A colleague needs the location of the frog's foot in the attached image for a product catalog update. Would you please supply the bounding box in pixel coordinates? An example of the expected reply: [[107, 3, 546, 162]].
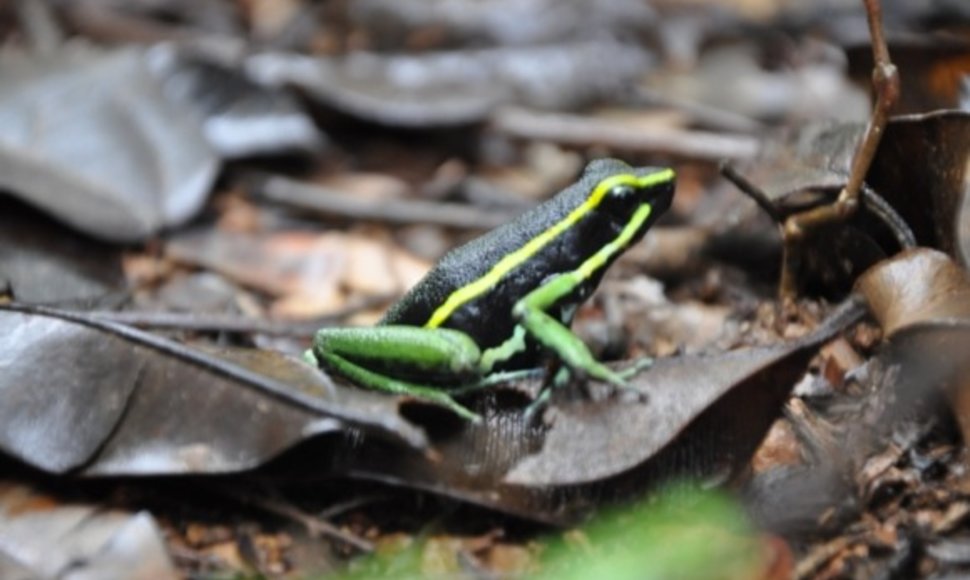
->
[[523, 358, 651, 420], [573, 360, 646, 403], [589, 357, 651, 402], [413, 389, 483, 423], [523, 387, 552, 422], [606, 381, 649, 404], [450, 367, 546, 395]]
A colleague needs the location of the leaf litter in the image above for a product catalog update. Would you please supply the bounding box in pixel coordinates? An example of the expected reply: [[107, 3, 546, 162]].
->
[[1, 0, 970, 577]]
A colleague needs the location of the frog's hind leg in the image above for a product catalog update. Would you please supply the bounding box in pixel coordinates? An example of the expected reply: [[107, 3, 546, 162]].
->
[[315, 348, 481, 422]]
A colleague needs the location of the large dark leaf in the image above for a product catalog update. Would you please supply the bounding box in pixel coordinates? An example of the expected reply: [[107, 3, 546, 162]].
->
[[0, 305, 426, 475], [0, 47, 218, 241], [0, 297, 862, 523], [287, 299, 866, 523]]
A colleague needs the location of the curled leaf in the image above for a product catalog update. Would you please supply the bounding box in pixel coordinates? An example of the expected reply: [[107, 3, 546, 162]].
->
[[856, 248, 970, 337]]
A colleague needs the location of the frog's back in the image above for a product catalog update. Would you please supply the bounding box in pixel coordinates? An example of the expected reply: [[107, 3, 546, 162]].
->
[[380, 159, 631, 330]]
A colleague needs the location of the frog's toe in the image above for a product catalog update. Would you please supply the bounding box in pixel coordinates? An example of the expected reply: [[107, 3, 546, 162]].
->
[[523, 388, 552, 422], [598, 366, 629, 389], [609, 382, 649, 404], [443, 397, 483, 423], [618, 357, 654, 380]]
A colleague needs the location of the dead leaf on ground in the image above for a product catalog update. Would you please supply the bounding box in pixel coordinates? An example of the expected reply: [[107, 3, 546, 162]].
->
[[0, 199, 126, 306], [646, 43, 869, 123], [0, 482, 177, 580], [855, 248, 970, 454], [149, 48, 325, 158], [246, 40, 653, 126], [0, 46, 218, 242], [856, 248, 970, 336], [348, 0, 656, 47], [166, 229, 430, 319], [0, 304, 426, 476]]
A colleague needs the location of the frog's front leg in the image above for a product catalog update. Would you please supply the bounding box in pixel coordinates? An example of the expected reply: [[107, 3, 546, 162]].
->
[[511, 273, 642, 391], [309, 326, 484, 422]]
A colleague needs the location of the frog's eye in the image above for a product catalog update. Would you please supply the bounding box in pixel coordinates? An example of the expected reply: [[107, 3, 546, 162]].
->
[[609, 184, 636, 198]]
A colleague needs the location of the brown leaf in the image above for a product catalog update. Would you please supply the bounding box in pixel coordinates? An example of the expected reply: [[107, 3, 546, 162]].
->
[[855, 248, 970, 336], [855, 249, 970, 450], [167, 230, 429, 319]]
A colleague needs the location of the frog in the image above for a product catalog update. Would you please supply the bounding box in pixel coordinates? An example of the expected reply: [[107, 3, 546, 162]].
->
[[307, 159, 676, 421]]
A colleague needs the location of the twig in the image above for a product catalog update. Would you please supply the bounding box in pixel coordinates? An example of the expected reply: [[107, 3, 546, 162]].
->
[[843, 0, 899, 207], [719, 162, 784, 223], [490, 107, 759, 161], [794, 536, 854, 579], [14, 0, 63, 51], [62, 3, 245, 64], [778, 0, 899, 298], [721, 164, 916, 252], [247, 172, 520, 230], [633, 88, 763, 134], [83, 295, 391, 338], [218, 486, 375, 553], [317, 495, 390, 520]]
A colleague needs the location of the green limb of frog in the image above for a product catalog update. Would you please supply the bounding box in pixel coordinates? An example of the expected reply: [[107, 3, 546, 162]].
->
[[310, 325, 549, 419], [510, 206, 655, 390], [311, 326, 485, 422]]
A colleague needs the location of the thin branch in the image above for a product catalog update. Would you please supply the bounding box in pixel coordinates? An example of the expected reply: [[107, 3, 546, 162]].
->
[[859, 184, 916, 250], [838, 0, 900, 211], [218, 486, 375, 553], [633, 88, 763, 134], [246, 172, 520, 230], [490, 107, 759, 162], [84, 295, 391, 338], [719, 162, 784, 223], [14, 0, 64, 51]]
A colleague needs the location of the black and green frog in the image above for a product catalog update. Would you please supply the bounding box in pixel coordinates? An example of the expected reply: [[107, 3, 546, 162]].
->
[[306, 159, 676, 421]]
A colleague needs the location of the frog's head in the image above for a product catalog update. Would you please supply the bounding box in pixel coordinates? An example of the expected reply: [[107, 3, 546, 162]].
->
[[582, 158, 676, 225]]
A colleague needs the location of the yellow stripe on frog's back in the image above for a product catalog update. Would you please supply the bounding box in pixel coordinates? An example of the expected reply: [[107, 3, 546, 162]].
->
[[424, 168, 675, 328]]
